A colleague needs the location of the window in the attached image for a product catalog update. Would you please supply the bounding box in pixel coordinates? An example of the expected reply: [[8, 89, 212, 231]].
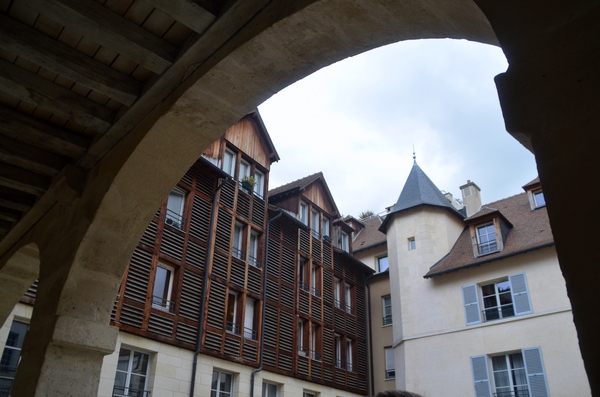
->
[[344, 283, 353, 314], [533, 189, 546, 208], [113, 347, 150, 397], [244, 297, 258, 340], [166, 187, 185, 229], [382, 296, 392, 325], [239, 159, 250, 180], [385, 347, 395, 379], [0, 320, 28, 394], [303, 391, 317, 397], [248, 231, 259, 267], [299, 258, 309, 291], [300, 202, 308, 225], [346, 338, 354, 372], [377, 256, 389, 272], [471, 348, 549, 397], [262, 382, 278, 397], [254, 170, 265, 198], [226, 292, 241, 335], [322, 217, 330, 238], [333, 277, 342, 309], [334, 334, 343, 368], [311, 210, 320, 239], [311, 265, 321, 298], [408, 237, 416, 251], [462, 273, 532, 326], [298, 319, 307, 355], [211, 370, 233, 397], [310, 323, 321, 361], [223, 149, 235, 176], [152, 264, 174, 312], [340, 232, 349, 252], [232, 223, 244, 260], [476, 223, 498, 255]]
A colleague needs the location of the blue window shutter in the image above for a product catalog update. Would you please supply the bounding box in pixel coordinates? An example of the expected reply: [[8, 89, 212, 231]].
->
[[523, 347, 549, 397], [470, 355, 492, 397], [509, 273, 532, 315], [462, 284, 482, 325]]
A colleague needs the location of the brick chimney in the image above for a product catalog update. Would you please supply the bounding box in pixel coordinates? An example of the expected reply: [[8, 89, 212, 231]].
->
[[460, 180, 481, 217]]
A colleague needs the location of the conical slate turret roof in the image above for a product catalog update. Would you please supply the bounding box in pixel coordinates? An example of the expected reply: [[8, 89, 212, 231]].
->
[[379, 161, 464, 232]]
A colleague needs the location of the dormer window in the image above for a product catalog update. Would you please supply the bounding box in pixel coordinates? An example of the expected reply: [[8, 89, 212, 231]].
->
[[532, 189, 546, 208], [476, 223, 498, 255]]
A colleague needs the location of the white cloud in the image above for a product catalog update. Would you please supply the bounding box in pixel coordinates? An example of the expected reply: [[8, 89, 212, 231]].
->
[[259, 39, 537, 218]]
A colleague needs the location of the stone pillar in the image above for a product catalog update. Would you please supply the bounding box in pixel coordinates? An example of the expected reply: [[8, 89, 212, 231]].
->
[[476, 1, 600, 394]]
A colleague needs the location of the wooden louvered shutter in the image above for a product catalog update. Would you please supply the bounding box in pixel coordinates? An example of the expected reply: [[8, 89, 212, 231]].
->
[[470, 355, 492, 397], [523, 347, 549, 397], [462, 284, 482, 325], [509, 273, 532, 315]]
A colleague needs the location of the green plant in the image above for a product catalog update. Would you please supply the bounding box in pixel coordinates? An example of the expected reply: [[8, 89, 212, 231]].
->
[[241, 175, 256, 186]]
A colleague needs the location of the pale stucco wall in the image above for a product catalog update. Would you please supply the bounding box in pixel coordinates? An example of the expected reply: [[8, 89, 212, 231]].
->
[[384, 203, 589, 396]]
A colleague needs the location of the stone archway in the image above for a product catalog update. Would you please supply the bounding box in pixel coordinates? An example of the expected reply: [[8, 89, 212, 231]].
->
[[3, 1, 598, 395]]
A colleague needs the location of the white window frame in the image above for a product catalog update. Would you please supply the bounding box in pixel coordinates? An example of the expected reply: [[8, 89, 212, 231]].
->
[[346, 338, 354, 372], [476, 223, 498, 255], [211, 369, 233, 397], [152, 263, 174, 312], [113, 347, 150, 397], [333, 277, 342, 309], [385, 347, 395, 380], [533, 189, 546, 208], [298, 319, 306, 355], [300, 202, 308, 225], [226, 291, 241, 335], [311, 210, 320, 239], [340, 232, 349, 252], [262, 382, 279, 397], [166, 187, 186, 230], [462, 273, 532, 326], [249, 231, 259, 267], [233, 223, 244, 260], [334, 334, 342, 368], [322, 217, 330, 238], [254, 170, 265, 198], [382, 296, 392, 326], [344, 283, 353, 314], [377, 255, 389, 272], [244, 297, 257, 340], [223, 149, 235, 176], [408, 237, 416, 251], [239, 159, 250, 181]]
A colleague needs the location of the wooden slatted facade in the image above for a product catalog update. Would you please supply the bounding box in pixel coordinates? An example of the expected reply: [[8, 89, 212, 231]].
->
[[106, 114, 371, 395]]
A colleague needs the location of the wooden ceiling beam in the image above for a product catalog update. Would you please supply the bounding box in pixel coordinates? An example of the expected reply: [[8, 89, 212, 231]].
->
[[0, 186, 33, 212], [145, 0, 216, 33], [0, 59, 114, 133], [0, 135, 64, 177], [0, 105, 88, 159], [0, 15, 142, 107], [0, 163, 48, 196], [29, 0, 178, 75], [0, 208, 21, 224]]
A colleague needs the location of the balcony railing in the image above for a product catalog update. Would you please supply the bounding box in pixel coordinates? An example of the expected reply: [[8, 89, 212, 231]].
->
[[226, 321, 241, 335], [299, 281, 310, 292], [346, 362, 354, 372], [334, 299, 341, 309], [483, 304, 515, 321], [112, 386, 152, 397], [151, 295, 174, 313], [335, 359, 345, 369], [311, 287, 321, 298], [165, 209, 185, 230], [345, 304, 353, 315], [248, 255, 260, 268], [383, 314, 393, 325], [310, 349, 321, 361], [312, 229, 321, 239], [493, 387, 529, 397], [244, 327, 258, 341], [232, 247, 244, 261]]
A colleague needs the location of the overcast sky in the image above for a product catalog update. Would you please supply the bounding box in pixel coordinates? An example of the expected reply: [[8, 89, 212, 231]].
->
[[258, 39, 538, 218]]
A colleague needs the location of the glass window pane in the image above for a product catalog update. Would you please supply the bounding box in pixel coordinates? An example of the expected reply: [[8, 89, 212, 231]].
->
[[220, 372, 232, 392], [117, 348, 131, 371], [132, 351, 148, 374], [497, 281, 511, 293]]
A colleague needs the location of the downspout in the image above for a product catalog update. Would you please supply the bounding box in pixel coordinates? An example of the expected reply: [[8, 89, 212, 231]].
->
[[365, 272, 378, 397], [190, 176, 229, 397], [249, 210, 283, 397]]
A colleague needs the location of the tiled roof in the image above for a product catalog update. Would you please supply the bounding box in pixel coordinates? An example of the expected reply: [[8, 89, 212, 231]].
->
[[268, 172, 323, 197], [425, 192, 554, 278], [352, 216, 387, 253]]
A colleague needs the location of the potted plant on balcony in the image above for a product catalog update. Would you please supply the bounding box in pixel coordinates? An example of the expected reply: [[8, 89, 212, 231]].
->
[[240, 175, 256, 192]]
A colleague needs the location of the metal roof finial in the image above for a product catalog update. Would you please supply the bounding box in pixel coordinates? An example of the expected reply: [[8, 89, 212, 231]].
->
[[413, 145, 416, 164]]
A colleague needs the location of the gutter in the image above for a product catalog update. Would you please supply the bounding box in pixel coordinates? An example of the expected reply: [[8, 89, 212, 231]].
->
[[424, 242, 555, 278], [249, 210, 284, 397], [364, 271, 379, 397], [189, 176, 229, 397]]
